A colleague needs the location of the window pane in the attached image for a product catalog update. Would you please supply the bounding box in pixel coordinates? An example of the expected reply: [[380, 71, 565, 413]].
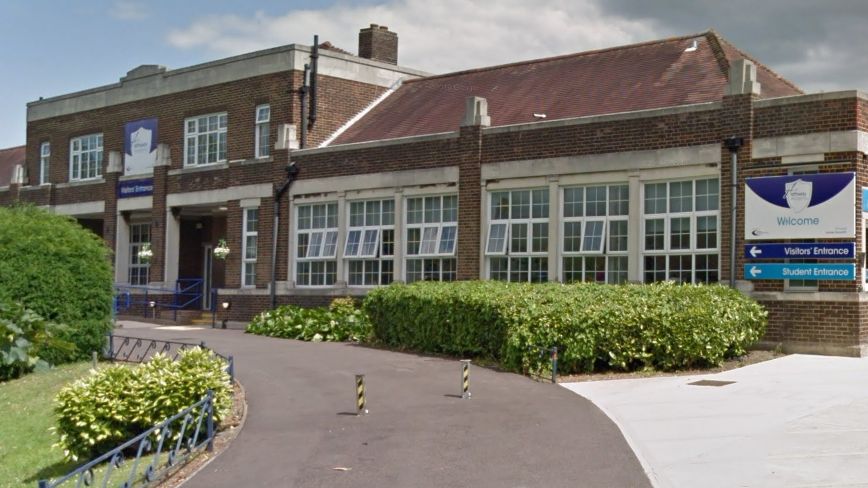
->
[[491, 192, 510, 220], [695, 254, 719, 283], [442, 259, 457, 281], [583, 256, 606, 283], [669, 181, 693, 213], [366, 200, 381, 226], [360, 229, 380, 257], [564, 188, 584, 218], [439, 225, 457, 255], [407, 228, 421, 255], [644, 255, 666, 283], [348, 260, 364, 286], [510, 223, 528, 253], [696, 216, 717, 249], [350, 202, 365, 227], [645, 219, 665, 251], [563, 257, 582, 283], [582, 221, 604, 252], [490, 257, 509, 281], [530, 257, 548, 283], [669, 255, 693, 283], [532, 189, 549, 218], [327, 204, 338, 228], [531, 223, 548, 253], [585, 186, 607, 216], [442, 195, 458, 222], [510, 257, 529, 282], [382, 199, 395, 226], [420, 226, 439, 254], [670, 217, 691, 250], [297, 233, 309, 258], [511, 191, 530, 219], [486, 223, 507, 254], [245, 236, 257, 259], [424, 196, 440, 223], [407, 198, 423, 224], [608, 256, 628, 284], [607, 220, 628, 252], [644, 183, 667, 214], [381, 229, 395, 256], [563, 221, 582, 253], [696, 178, 720, 212], [306, 232, 324, 258], [298, 206, 311, 230], [322, 231, 338, 257], [609, 185, 629, 216]]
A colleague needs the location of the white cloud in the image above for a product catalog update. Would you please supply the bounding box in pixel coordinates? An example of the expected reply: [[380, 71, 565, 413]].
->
[[166, 0, 658, 74], [110, 1, 150, 21]]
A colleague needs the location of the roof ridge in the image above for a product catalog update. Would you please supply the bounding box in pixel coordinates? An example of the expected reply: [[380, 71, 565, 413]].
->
[[0, 145, 24, 152], [403, 31, 711, 85], [709, 31, 803, 94]]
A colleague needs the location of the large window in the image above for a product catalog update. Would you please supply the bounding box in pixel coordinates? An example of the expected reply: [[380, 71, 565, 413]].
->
[[296, 202, 338, 286], [562, 184, 629, 284], [346, 199, 395, 286], [129, 222, 150, 286], [642, 178, 719, 283], [242, 208, 259, 287], [39, 142, 50, 185], [255, 105, 270, 159], [184, 113, 227, 166], [486, 189, 549, 282], [405, 195, 458, 282], [69, 134, 103, 181]]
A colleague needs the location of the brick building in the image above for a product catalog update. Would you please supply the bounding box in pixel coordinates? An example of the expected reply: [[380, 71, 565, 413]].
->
[[3, 26, 867, 356]]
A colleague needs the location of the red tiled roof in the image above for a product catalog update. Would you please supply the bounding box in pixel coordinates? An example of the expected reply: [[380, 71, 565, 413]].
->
[[333, 31, 801, 145], [0, 145, 24, 187]]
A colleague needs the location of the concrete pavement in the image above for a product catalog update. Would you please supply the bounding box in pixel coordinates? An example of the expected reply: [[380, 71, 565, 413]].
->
[[564, 354, 868, 488], [117, 322, 651, 488]]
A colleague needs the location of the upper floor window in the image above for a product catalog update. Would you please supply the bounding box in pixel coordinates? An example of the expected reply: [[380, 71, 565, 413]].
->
[[255, 105, 270, 159], [485, 189, 549, 283], [39, 142, 50, 185], [69, 134, 103, 181], [184, 113, 227, 166], [405, 195, 458, 283]]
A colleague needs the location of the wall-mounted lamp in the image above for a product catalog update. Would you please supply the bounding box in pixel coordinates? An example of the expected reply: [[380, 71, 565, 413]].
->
[[221, 301, 230, 329]]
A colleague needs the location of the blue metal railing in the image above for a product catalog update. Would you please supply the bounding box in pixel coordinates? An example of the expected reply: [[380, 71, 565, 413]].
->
[[114, 278, 204, 321], [37, 391, 215, 488]]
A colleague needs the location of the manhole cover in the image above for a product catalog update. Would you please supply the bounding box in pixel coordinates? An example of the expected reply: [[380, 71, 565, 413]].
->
[[688, 380, 735, 387]]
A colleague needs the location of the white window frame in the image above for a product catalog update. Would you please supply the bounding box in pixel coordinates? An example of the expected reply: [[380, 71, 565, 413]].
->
[[242, 208, 259, 288], [561, 184, 629, 284], [39, 142, 50, 185], [69, 133, 103, 181], [345, 199, 395, 287], [640, 178, 720, 284], [295, 202, 339, 287], [405, 194, 458, 283], [255, 105, 270, 159], [128, 222, 150, 286], [184, 112, 228, 167], [485, 189, 549, 283]]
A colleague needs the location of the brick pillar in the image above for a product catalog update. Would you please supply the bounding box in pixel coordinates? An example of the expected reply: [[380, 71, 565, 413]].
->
[[719, 59, 759, 286], [456, 96, 489, 280], [224, 200, 242, 289], [103, 151, 122, 257], [149, 145, 170, 285]]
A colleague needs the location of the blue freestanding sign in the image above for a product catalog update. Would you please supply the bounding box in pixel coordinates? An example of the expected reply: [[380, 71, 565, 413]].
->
[[744, 242, 855, 260], [744, 263, 856, 281]]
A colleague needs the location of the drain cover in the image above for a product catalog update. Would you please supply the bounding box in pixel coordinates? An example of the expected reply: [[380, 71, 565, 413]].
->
[[688, 380, 735, 387]]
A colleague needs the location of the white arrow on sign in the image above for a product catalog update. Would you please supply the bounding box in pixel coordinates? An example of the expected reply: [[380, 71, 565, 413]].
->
[[750, 266, 761, 277], [749, 246, 762, 258]]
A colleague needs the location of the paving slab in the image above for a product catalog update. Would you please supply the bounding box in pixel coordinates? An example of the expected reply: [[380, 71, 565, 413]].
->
[[563, 354, 868, 488], [116, 323, 651, 488]]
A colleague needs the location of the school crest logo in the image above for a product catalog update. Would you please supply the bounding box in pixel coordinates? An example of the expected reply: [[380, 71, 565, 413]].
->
[[784, 179, 812, 213]]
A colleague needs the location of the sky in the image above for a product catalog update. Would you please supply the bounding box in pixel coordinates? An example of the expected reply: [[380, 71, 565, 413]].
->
[[1, 0, 867, 149]]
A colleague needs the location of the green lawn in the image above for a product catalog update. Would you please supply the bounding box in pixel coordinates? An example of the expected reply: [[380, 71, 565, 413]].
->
[[0, 362, 95, 487]]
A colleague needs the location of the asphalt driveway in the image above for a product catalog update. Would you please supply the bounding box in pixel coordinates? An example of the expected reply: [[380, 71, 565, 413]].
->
[[118, 322, 650, 488]]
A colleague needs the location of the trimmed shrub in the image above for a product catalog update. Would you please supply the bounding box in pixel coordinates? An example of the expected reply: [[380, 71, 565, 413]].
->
[[54, 348, 231, 461], [363, 281, 767, 374], [0, 205, 113, 364], [0, 301, 71, 381], [246, 297, 372, 342]]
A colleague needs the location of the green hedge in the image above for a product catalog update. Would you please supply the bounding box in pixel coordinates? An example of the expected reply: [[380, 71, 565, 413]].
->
[[54, 348, 232, 461], [0, 301, 71, 381], [0, 205, 113, 364], [363, 281, 767, 374], [246, 297, 372, 342]]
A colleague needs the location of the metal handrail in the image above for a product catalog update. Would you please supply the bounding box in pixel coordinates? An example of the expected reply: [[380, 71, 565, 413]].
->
[[37, 391, 215, 488], [106, 334, 234, 382], [114, 278, 205, 318]]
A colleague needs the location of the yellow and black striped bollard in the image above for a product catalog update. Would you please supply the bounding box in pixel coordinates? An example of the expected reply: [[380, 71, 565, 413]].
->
[[356, 374, 368, 415], [461, 360, 471, 399]]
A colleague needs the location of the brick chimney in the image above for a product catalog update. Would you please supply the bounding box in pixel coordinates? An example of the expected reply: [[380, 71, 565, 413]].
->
[[358, 24, 398, 65]]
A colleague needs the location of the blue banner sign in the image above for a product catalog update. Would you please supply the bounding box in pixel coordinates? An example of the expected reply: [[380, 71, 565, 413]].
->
[[743, 263, 856, 281], [863, 187, 868, 212], [744, 242, 855, 260], [118, 178, 154, 198]]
